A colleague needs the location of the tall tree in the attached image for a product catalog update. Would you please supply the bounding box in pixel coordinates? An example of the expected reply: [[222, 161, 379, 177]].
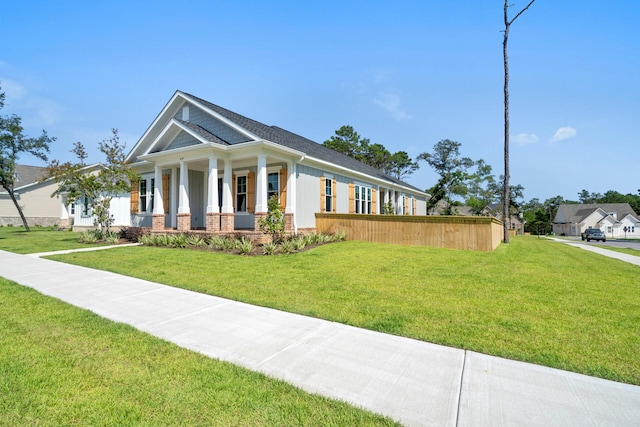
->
[[324, 125, 420, 180], [0, 84, 56, 231], [502, 0, 536, 243], [386, 151, 419, 181], [417, 139, 474, 214], [46, 129, 137, 236], [465, 159, 498, 215]]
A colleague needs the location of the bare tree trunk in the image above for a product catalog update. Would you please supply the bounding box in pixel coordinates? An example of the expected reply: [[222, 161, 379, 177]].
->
[[4, 186, 31, 231], [502, 0, 536, 244]]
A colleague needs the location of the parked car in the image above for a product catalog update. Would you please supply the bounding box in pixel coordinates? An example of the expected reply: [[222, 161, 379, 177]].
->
[[582, 228, 606, 242]]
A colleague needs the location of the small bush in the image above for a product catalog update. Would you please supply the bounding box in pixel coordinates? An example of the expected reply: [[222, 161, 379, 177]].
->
[[120, 227, 147, 242], [262, 241, 278, 255], [186, 234, 206, 248], [105, 232, 120, 245], [237, 238, 253, 255], [208, 236, 226, 251], [78, 230, 99, 244], [280, 239, 296, 254]]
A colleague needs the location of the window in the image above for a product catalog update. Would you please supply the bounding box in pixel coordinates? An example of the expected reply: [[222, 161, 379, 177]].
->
[[325, 178, 333, 213], [236, 175, 247, 212], [607, 226, 612, 233], [70, 203, 75, 215], [139, 177, 155, 213], [267, 172, 279, 201], [140, 180, 148, 213], [354, 184, 372, 214], [82, 196, 91, 217]]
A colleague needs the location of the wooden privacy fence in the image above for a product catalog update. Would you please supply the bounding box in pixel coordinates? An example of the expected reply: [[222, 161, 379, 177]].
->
[[315, 213, 503, 252]]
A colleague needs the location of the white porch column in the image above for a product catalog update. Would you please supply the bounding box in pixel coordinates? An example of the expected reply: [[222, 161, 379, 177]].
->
[[255, 154, 267, 213], [221, 158, 233, 214], [60, 194, 69, 220], [207, 155, 219, 213], [170, 167, 177, 228], [153, 166, 164, 214], [286, 162, 295, 214], [178, 159, 190, 214]]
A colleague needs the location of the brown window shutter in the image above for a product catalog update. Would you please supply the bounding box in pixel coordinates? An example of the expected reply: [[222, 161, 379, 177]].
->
[[372, 188, 377, 214], [162, 174, 170, 214], [404, 197, 409, 214], [413, 198, 417, 215], [348, 183, 355, 214], [320, 176, 326, 213], [247, 172, 255, 213], [232, 175, 236, 212], [279, 168, 287, 210], [332, 179, 337, 213], [130, 181, 139, 213]]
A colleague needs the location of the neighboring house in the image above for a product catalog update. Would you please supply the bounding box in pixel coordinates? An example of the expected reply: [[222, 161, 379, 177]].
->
[[484, 203, 525, 235], [0, 165, 60, 227], [125, 91, 428, 234], [552, 203, 640, 239], [0, 164, 130, 230]]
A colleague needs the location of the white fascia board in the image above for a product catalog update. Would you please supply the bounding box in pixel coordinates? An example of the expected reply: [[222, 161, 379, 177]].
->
[[181, 92, 261, 142], [301, 155, 428, 197], [125, 91, 185, 163], [226, 139, 305, 159], [139, 143, 225, 164]]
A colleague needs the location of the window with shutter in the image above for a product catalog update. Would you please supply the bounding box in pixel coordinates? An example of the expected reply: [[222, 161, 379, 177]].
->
[[130, 181, 139, 213]]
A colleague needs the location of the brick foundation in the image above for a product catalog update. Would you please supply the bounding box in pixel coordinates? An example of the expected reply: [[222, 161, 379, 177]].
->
[[253, 212, 267, 231], [220, 213, 234, 232], [176, 213, 191, 232], [206, 213, 220, 233], [152, 214, 165, 231]]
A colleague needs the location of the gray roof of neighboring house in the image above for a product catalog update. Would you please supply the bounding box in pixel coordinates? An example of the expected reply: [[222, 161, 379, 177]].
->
[[554, 203, 638, 224], [13, 165, 47, 188], [181, 92, 425, 193]]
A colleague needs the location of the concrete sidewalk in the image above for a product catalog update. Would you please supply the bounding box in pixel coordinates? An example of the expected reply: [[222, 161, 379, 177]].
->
[[549, 237, 640, 266], [1, 249, 639, 426]]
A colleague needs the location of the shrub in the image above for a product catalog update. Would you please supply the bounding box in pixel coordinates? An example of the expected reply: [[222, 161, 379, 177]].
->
[[186, 234, 206, 248], [105, 232, 120, 245], [237, 237, 253, 255], [280, 239, 296, 254], [262, 241, 278, 255], [78, 230, 99, 244], [120, 227, 147, 242], [258, 195, 285, 243]]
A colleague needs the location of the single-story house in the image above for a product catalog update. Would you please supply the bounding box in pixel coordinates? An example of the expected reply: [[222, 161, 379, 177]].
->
[[552, 203, 640, 239], [125, 91, 428, 234], [0, 165, 60, 227], [0, 164, 130, 230]]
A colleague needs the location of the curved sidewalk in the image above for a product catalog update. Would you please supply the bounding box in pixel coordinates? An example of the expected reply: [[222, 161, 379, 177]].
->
[[549, 237, 640, 266], [1, 249, 639, 426]]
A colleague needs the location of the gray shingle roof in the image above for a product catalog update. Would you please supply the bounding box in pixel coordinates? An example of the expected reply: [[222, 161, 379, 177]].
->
[[175, 119, 230, 145], [554, 203, 638, 224], [181, 92, 424, 193], [13, 165, 47, 188]]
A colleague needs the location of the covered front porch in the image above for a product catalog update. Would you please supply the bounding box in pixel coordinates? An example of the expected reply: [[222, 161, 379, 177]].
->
[[134, 146, 297, 235]]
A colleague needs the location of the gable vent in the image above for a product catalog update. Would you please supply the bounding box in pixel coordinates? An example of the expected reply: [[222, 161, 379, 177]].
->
[[182, 105, 189, 122]]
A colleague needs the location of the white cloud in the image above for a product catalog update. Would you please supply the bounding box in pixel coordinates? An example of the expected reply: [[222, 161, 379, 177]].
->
[[373, 92, 411, 120], [0, 77, 64, 127], [515, 133, 539, 145], [551, 126, 577, 143]]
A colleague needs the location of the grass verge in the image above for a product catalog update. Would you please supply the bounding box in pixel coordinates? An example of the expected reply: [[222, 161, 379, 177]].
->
[[0, 278, 397, 426], [0, 226, 93, 254], [46, 236, 640, 385]]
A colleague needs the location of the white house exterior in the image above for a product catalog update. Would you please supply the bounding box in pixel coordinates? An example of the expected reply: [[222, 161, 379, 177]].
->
[[125, 91, 428, 235], [0, 164, 131, 230], [552, 203, 640, 239]]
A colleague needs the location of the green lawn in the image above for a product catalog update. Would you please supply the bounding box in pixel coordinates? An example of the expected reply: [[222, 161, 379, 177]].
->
[[0, 278, 397, 426], [0, 226, 92, 254], [46, 236, 640, 385]]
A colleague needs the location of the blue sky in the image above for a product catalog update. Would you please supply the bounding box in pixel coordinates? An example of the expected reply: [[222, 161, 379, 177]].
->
[[1, 1, 638, 202]]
